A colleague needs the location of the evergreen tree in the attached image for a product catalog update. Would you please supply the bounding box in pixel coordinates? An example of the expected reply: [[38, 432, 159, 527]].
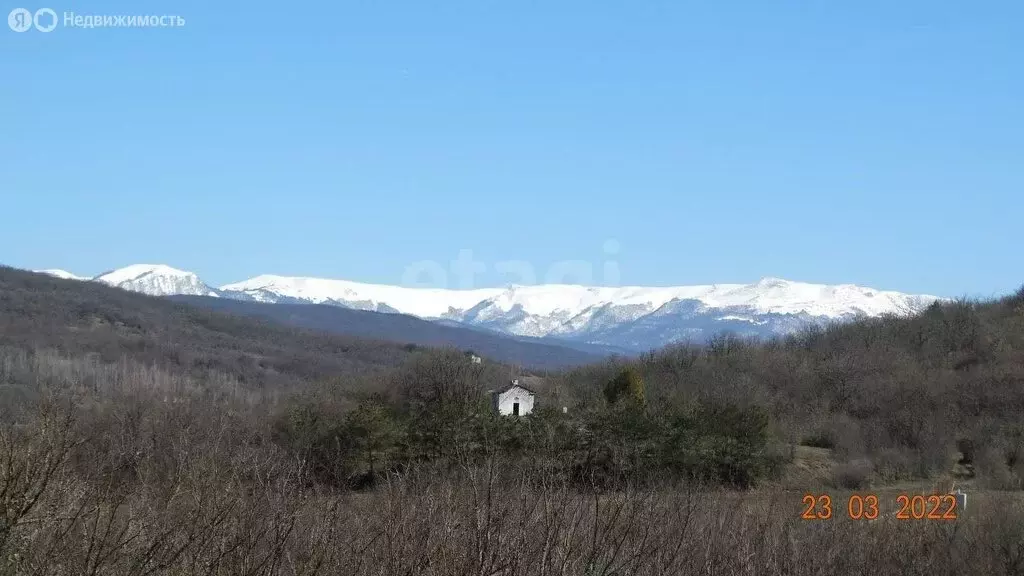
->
[[604, 367, 646, 406], [345, 399, 400, 481]]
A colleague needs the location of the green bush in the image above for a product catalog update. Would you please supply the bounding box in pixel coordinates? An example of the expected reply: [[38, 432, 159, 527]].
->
[[271, 402, 352, 487], [603, 368, 646, 406]]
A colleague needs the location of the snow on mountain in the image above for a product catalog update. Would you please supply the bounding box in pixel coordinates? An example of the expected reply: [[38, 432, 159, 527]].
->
[[220, 275, 506, 316], [218, 274, 944, 351], [92, 264, 220, 297], [220, 276, 937, 323], [33, 263, 943, 352], [35, 269, 90, 281]]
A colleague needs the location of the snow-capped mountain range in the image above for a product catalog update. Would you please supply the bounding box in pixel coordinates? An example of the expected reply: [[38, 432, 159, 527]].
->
[[35, 264, 944, 352]]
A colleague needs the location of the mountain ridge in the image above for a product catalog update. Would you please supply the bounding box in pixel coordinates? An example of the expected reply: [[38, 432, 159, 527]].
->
[[35, 264, 945, 352], [92, 264, 220, 297]]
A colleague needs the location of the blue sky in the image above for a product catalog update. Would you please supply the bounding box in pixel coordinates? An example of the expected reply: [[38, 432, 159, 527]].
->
[[2, 1, 1020, 298]]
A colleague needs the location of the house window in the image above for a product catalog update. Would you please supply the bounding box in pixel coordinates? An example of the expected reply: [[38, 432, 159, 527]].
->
[[512, 402, 520, 416]]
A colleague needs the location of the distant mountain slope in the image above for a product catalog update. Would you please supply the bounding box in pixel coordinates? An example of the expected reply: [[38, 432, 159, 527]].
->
[[221, 275, 935, 320], [32, 263, 945, 352], [169, 296, 606, 369], [35, 269, 91, 281], [0, 267, 419, 389], [93, 264, 220, 297], [219, 274, 943, 351]]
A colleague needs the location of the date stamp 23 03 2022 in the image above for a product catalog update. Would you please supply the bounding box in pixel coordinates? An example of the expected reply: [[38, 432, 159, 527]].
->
[[801, 493, 962, 521]]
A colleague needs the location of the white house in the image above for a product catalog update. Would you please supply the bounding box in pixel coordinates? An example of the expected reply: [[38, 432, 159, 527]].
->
[[492, 379, 536, 416]]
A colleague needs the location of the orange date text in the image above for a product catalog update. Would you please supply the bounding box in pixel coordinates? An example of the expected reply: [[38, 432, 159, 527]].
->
[[801, 493, 958, 520]]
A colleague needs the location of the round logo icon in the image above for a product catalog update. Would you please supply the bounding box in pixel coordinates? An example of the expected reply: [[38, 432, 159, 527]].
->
[[33, 7, 57, 32], [8, 7, 33, 32]]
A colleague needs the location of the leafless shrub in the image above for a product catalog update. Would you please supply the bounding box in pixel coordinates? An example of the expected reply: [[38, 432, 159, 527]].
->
[[0, 404, 77, 552], [873, 448, 915, 483], [830, 459, 874, 490], [5, 275, 1024, 574]]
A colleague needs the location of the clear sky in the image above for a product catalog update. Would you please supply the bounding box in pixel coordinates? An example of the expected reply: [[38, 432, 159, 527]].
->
[[2, 1, 1020, 298]]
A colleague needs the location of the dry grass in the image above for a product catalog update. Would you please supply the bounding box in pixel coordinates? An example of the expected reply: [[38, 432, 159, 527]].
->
[[4, 415, 1024, 576], [3, 344, 1024, 575]]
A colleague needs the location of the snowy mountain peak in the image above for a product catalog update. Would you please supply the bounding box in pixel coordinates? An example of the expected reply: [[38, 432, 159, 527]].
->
[[31, 262, 945, 352], [35, 269, 90, 281], [94, 264, 193, 284], [93, 264, 220, 297], [216, 274, 943, 349], [754, 277, 791, 288], [220, 275, 505, 315]]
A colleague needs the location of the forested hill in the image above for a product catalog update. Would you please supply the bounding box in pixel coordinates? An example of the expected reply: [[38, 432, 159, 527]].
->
[[0, 266, 423, 389], [557, 285, 1024, 488], [169, 294, 606, 370]]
